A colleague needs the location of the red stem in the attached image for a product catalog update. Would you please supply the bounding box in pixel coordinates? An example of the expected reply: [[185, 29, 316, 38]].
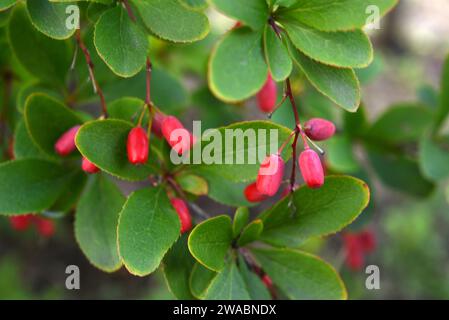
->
[[75, 30, 108, 118], [122, 0, 136, 22]]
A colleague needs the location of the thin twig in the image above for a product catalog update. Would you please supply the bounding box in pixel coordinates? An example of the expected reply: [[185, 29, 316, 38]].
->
[[122, 0, 136, 22], [75, 30, 108, 117]]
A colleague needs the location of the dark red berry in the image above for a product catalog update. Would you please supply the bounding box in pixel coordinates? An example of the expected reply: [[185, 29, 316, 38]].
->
[[299, 149, 324, 188], [359, 230, 376, 253], [257, 74, 277, 113], [161, 116, 195, 155], [10, 215, 33, 231], [304, 118, 336, 141], [55, 125, 81, 156], [170, 198, 192, 234], [256, 154, 284, 196], [127, 127, 149, 165], [151, 112, 165, 139], [244, 182, 269, 203], [35, 217, 55, 238], [343, 233, 365, 271], [82, 157, 99, 174]]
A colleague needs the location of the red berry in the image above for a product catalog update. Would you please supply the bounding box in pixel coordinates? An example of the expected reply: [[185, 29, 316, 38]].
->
[[359, 230, 376, 253], [256, 154, 284, 196], [127, 127, 149, 165], [343, 233, 365, 271], [10, 215, 33, 231], [299, 149, 324, 188], [35, 217, 55, 238], [244, 182, 268, 203], [170, 198, 192, 234], [262, 274, 273, 288], [257, 74, 277, 113], [82, 157, 99, 174], [55, 125, 81, 156], [151, 112, 165, 139], [161, 116, 195, 155], [304, 118, 336, 141]]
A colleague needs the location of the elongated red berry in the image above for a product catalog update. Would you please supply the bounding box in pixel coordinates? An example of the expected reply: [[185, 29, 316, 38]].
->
[[299, 149, 324, 188], [10, 215, 33, 231], [257, 74, 277, 113], [304, 118, 336, 141], [35, 217, 55, 238], [82, 157, 99, 174], [151, 112, 165, 139], [162, 116, 195, 155], [256, 154, 284, 196], [244, 182, 268, 203], [359, 230, 376, 253], [55, 125, 81, 156], [170, 198, 192, 234], [127, 127, 149, 165]]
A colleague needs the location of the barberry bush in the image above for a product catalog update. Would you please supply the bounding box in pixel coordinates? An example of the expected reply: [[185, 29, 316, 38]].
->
[[0, 0, 418, 300]]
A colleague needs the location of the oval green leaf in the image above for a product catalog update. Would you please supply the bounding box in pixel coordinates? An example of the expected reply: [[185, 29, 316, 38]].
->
[[118, 186, 181, 276], [75, 174, 125, 272], [188, 215, 233, 271], [94, 6, 148, 77]]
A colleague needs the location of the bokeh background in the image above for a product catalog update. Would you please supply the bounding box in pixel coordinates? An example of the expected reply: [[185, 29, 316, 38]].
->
[[1, 0, 449, 299]]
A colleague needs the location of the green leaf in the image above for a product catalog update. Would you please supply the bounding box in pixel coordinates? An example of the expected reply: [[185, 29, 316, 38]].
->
[[16, 81, 62, 114], [75, 119, 158, 181], [203, 261, 251, 300], [132, 0, 209, 43], [260, 176, 369, 247], [7, 4, 72, 85], [175, 173, 208, 196], [325, 135, 360, 173], [252, 248, 346, 299], [94, 6, 148, 77], [0, 9, 11, 26], [0, 0, 16, 11], [180, 0, 207, 10], [343, 103, 369, 137], [190, 121, 292, 182], [108, 97, 145, 123], [189, 262, 217, 299], [188, 215, 233, 271], [282, 20, 372, 68], [210, 0, 268, 30], [193, 168, 253, 207], [27, 0, 76, 39], [163, 234, 196, 300], [103, 67, 188, 114], [237, 219, 263, 247], [75, 174, 124, 272], [24, 93, 83, 157], [367, 146, 434, 198], [435, 54, 449, 131], [279, 0, 398, 31], [419, 135, 449, 181], [289, 45, 360, 112], [49, 170, 86, 213], [367, 104, 433, 144], [0, 159, 71, 215], [118, 186, 181, 276], [233, 207, 249, 238], [13, 120, 48, 160], [209, 28, 267, 102], [237, 255, 271, 300], [263, 25, 292, 81]]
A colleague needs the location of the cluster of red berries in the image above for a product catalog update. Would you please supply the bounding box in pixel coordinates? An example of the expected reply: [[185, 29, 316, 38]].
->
[[54, 112, 195, 234], [343, 230, 376, 271], [244, 115, 335, 202], [9, 215, 55, 238]]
